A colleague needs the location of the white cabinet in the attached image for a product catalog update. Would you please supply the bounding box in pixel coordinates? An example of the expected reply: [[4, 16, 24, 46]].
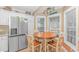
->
[[36, 16, 46, 32], [28, 16, 34, 34], [0, 36, 8, 52], [0, 11, 9, 25], [18, 35, 26, 50], [9, 36, 18, 52]]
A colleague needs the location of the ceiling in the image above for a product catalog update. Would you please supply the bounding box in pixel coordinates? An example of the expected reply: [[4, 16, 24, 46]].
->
[[12, 6, 40, 14], [0, 6, 63, 15], [12, 6, 63, 15]]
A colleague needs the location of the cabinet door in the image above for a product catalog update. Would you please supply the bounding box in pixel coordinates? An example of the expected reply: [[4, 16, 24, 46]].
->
[[23, 21, 28, 34], [9, 36, 18, 52], [23, 18, 28, 34], [0, 38, 2, 51], [0, 12, 9, 25], [18, 35, 26, 50], [1, 36, 8, 52], [18, 17, 28, 34], [0, 36, 8, 52]]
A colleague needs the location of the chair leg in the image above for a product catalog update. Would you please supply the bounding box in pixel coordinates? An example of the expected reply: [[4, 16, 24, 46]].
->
[[40, 44, 42, 52], [28, 45, 31, 52], [32, 46, 34, 52], [52, 47, 54, 52], [47, 46, 49, 52], [56, 46, 58, 52]]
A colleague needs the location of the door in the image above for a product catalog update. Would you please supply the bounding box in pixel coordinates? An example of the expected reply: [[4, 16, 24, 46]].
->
[[64, 7, 77, 51], [0, 37, 1, 51], [9, 16, 19, 36], [18, 17, 23, 34], [10, 16, 19, 28], [0, 10, 9, 25], [18, 17, 28, 34], [18, 35, 26, 50], [9, 36, 18, 52], [0, 36, 8, 52]]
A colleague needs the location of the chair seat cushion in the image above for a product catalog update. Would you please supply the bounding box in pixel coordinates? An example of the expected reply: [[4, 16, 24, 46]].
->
[[33, 40, 41, 46], [48, 40, 57, 47]]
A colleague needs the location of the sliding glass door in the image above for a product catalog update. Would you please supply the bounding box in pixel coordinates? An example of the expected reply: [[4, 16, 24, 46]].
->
[[64, 7, 77, 51]]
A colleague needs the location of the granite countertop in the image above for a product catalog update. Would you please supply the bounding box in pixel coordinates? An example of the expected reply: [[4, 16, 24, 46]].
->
[[0, 29, 8, 37], [0, 34, 8, 36]]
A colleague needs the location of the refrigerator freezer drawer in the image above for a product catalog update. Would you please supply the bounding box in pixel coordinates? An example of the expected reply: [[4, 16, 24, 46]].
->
[[18, 35, 27, 50], [9, 36, 18, 52]]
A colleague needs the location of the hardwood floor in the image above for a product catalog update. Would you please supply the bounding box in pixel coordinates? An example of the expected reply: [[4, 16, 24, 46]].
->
[[18, 47, 66, 52], [18, 48, 30, 52]]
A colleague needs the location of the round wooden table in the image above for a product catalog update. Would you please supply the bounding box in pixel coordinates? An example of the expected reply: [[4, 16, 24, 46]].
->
[[34, 32, 57, 52]]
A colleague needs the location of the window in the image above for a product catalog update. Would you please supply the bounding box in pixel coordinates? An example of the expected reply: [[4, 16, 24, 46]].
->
[[64, 7, 77, 50], [36, 16, 46, 32], [48, 14, 60, 34]]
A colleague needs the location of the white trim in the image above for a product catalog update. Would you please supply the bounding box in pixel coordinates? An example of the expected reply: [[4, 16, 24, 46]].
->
[[48, 13, 61, 34], [36, 16, 46, 32], [64, 7, 78, 51], [76, 7, 79, 51]]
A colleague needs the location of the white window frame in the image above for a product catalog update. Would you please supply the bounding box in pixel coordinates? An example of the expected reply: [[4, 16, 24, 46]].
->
[[64, 7, 78, 51], [48, 13, 61, 34], [36, 16, 46, 32]]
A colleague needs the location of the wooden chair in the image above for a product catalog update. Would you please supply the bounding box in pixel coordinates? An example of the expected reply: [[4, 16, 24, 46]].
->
[[47, 37, 62, 52], [27, 34, 42, 52]]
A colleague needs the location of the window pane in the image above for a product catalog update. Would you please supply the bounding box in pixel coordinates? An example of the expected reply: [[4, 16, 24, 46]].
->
[[66, 8, 76, 46]]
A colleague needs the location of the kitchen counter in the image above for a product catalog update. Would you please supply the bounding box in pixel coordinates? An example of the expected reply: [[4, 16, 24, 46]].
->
[[0, 34, 8, 37], [0, 25, 9, 36]]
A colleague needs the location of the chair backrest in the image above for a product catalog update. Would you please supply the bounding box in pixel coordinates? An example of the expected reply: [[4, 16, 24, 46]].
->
[[27, 35, 34, 46], [54, 37, 60, 46], [53, 37, 60, 52], [27, 34, 35, 51]]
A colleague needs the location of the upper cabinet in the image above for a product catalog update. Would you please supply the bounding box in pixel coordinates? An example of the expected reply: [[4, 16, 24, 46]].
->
[[48, 14, 61, 34], [64, 7, 77, 51], [0, 10, 9, 25], [36, 16, 46, 32]]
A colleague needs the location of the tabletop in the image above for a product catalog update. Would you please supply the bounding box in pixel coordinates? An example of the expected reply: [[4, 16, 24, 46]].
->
[[34, 32, 57, 39]]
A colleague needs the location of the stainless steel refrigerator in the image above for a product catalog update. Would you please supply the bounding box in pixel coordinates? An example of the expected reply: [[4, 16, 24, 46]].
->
[[18, 17, 28, 50], [9, 16, 28, 52]]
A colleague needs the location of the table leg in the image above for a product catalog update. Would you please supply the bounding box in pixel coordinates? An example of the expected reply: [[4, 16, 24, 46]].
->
[[45, 39, 47, 52]]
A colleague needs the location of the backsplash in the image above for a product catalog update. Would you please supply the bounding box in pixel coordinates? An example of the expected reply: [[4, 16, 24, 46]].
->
[[0, 25, 9, 35]]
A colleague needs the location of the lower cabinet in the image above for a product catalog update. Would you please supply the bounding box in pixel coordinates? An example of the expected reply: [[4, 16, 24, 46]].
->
[[9, 35, 27, 52], [0, 36, 8, 52]]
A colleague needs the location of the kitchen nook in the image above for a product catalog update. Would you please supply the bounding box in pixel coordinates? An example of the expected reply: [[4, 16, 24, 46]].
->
[[0, 6, 79, 52]]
